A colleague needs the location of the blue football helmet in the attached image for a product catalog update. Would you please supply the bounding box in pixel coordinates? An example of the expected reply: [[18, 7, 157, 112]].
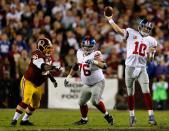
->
[[138, 19, 153, 37], [82, 35, 96, 55]]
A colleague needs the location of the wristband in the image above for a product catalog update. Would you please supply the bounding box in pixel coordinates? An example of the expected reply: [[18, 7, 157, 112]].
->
[[108, 19, 115, 24], [93, 60, 99, 65]]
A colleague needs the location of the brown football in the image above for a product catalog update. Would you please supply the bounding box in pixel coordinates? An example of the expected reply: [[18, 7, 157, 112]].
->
[[104, 6, 113, 17]]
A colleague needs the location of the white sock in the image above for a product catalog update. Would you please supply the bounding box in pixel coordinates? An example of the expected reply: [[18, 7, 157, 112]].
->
[[104, 111, 109, 116], [22, 113, 30, 121], [148, 110, 154, 116], [129, 110, 135, 116], [82, 117, 88, 121], [13, 112, 22, 120]]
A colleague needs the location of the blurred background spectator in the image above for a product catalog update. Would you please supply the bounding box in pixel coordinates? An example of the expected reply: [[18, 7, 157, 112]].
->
[[0, 0, 168, 109], [152, 75, 168, 110]]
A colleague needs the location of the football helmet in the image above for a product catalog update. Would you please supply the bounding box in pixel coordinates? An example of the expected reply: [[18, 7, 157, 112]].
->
[[82, 35, 96, 55], [138, 19, 153, 37], [37, 38, 53, 56]]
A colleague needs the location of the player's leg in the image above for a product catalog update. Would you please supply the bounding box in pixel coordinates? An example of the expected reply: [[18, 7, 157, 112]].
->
[[20, 83, 42, 125], [10, 77, 30, 126], [138, 68, 157, 125], [91, 80, 113, 125], [20, 86, 42, 125], [74, 85, 91, 125], [125, 67, 136, 126]]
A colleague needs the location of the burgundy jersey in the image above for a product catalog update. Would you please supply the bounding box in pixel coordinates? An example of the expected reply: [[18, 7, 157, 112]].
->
[[24, 50, 52, 86]]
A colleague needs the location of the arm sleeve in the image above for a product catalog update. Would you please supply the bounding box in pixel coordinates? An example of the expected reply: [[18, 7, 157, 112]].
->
[[33, 58, 45, 69], [48, 73, 56, 82], [148, 38, 157, 53]]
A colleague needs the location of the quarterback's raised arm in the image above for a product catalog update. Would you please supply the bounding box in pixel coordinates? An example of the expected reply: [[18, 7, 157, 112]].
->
[[104, 6, 125, 36]]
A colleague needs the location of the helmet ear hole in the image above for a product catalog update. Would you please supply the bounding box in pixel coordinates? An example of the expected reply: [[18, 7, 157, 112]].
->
[[39, 46, 44, 52]]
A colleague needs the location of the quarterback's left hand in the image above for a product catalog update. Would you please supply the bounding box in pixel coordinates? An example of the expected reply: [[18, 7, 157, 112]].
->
[[85, 59, 94, 65]]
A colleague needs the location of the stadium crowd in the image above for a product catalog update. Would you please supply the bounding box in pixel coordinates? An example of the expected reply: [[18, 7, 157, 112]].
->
[[0, 0, 168, 108]]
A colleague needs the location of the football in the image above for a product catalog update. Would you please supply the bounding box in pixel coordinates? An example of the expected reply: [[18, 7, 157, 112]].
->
[[104, 6, 113, 17]]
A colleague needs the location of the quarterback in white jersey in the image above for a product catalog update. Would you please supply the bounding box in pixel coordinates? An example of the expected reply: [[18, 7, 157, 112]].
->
[[125, 28, 157, 68], [105, 8, 157, 126], [64, 35, 113, 125]]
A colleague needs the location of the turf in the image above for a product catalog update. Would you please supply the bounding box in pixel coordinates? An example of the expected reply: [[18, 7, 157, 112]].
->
[[0, 109, 169, 131]]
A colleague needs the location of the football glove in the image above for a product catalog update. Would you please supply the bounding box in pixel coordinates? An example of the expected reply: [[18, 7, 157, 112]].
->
[[64, 75, 72, 87], [52, 81, 57, 88], [48, 73, 57, 88]]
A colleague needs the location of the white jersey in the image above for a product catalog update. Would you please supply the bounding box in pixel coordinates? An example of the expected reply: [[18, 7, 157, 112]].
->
[[124, 28, 157, 67], [76, 49, 104, 86]]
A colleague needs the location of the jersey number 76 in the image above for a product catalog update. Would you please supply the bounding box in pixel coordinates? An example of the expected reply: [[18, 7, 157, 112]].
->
[[79, 63, 91, 76]]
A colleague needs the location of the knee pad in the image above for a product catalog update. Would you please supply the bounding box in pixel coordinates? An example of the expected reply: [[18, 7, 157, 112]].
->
[[127, 87, 135, 96], [78, 99, 85, 106], [31, 93, 41, 109], [141, 83, 150, 93], [91, 97, 99, 106]]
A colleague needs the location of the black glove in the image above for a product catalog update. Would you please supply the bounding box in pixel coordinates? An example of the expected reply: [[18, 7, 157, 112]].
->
[[64, 79, 69, 87], [48, 73, 57, 88], [52, 81, 57, 88]]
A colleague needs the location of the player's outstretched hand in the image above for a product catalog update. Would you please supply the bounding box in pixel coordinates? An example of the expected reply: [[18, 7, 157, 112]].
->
[[64, 75, 72, 87], [85, 59, 94, 65], [64, 79, 69, 87], [53, 81, 57, 88]]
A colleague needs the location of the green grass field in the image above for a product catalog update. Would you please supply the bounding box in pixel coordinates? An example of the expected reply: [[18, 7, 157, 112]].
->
[[0, 109, 169, 131]]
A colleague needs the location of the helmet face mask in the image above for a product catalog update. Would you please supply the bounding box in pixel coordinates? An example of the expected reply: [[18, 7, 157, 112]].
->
[[82, 36, 96, 55], [138, 19, 153, 37], [82, 45, 95, 55], [43, 46, 53, 56], [37, 38, 53, 56]]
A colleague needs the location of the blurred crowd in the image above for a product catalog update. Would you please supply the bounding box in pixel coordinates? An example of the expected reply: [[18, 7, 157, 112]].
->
[[0, 0, 168, 108]]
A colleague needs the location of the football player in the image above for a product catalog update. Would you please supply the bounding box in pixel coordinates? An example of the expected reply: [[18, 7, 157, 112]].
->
[[64, 36, 113, 125], [10, 38, 59, 126], [105, 8, 157, 126]]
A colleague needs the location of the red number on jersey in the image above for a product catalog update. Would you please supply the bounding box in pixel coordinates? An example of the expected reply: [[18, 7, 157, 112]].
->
[[133, 41, 147, 56], [79, 63, 91, 76]]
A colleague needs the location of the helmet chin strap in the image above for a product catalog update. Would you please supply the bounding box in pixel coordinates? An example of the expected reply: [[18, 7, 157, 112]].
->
[[84, 50, 94, 56]]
